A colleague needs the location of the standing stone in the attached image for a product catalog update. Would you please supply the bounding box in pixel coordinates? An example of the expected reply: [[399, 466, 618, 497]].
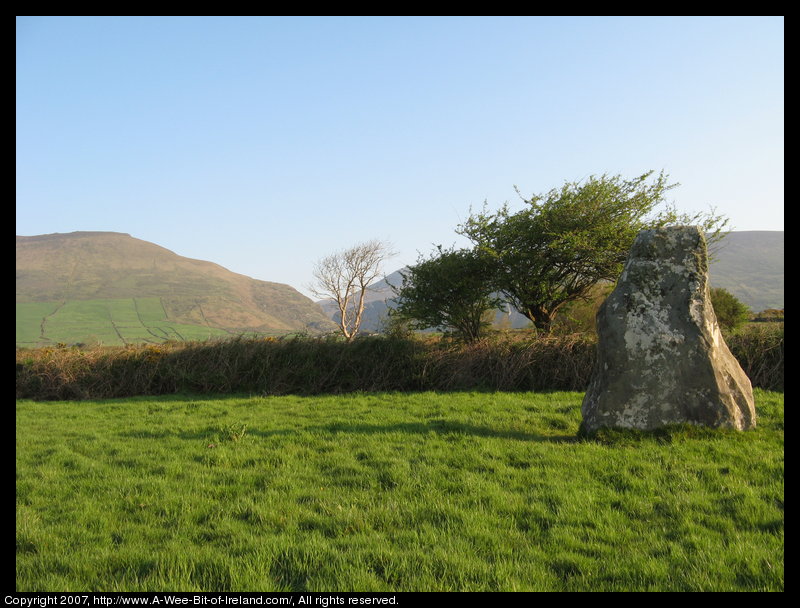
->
[[581, 226, 756, 434]]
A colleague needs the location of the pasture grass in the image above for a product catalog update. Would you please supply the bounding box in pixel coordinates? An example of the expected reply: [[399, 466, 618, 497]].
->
[[16, 390, 783, 592], [16, 302, 63, 344], [16, 298, 233, 347]]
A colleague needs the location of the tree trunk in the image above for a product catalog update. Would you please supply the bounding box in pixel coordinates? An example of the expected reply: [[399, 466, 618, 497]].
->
[[526, 306, 555, 333]]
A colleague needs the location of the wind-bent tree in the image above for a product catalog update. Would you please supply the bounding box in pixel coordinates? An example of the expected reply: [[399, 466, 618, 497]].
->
[[458, 171, 728, 332], [392, 246, 503, 342], [310, 239, 395, 341]]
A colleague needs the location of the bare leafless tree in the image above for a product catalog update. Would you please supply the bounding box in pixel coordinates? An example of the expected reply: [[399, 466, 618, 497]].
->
[[310, 239, 396, 341]]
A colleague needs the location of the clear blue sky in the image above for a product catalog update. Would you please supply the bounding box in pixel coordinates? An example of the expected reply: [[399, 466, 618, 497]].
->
[[17, 16, 784, 298]]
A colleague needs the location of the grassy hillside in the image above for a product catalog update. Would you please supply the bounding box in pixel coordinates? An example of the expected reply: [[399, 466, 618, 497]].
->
[[16, 390, 783, 591], [16, 232, 335, 346], [16, 298, 234, 346]]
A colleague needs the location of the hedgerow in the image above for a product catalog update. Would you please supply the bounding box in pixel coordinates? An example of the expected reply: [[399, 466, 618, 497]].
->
[[16, 325, 782, 401]]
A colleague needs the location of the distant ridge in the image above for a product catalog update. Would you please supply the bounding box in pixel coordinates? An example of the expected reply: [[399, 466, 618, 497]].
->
[[16, 231, 335, 346], [18, 231, 133, 241], [708, 231, 783, 312]]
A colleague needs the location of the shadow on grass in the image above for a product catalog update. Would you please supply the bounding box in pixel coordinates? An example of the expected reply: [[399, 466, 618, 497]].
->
[[271, 420, 578, 444], [117, 421, 754, 447], [119, 420, 578, 444], [579, 423, 746, 445]]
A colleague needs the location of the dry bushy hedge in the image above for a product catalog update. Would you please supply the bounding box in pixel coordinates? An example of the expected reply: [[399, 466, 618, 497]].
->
[[16, 325, 782, 401], [725, 323, 784, 392]]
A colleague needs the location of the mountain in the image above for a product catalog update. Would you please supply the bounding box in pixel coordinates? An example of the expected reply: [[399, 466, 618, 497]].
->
[[317, 231, 784, 332], [16, 231, 336, 346], [708, 231, 784, 312]]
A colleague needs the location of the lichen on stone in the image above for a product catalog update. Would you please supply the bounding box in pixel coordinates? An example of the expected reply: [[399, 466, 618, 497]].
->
[[580, 225, 756, 434]]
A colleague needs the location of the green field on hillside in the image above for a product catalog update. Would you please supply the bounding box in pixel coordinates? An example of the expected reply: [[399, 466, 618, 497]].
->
[[16, 298, 234, 347], [16, 390, 784, 591]]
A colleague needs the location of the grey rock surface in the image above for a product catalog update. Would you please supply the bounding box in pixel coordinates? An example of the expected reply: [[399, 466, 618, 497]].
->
[[581, 226, 756, 434]]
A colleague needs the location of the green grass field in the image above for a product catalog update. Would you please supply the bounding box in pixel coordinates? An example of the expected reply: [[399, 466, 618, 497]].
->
[[15, 301, 62, 344], [16, 390, 784, 592], [16, 298, 233, 347]]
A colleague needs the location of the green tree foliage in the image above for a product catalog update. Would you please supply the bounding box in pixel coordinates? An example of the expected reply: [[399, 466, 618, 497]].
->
[[551, 282, 614, 336], [392, 246, 503, 342], [710, 287, 752, 332], [458, 171, 728, 332]]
